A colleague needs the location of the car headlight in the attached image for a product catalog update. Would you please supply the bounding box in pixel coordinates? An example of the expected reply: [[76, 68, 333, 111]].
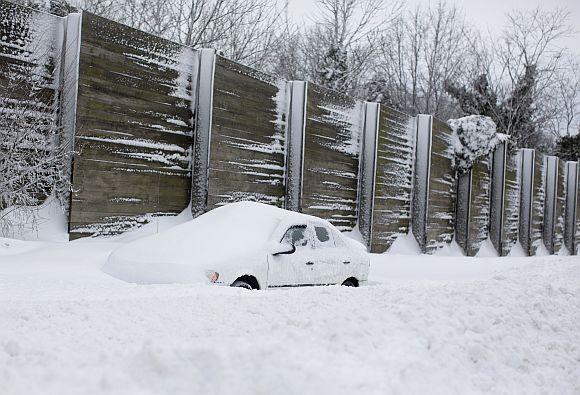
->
[[205, 270, 219, 283]]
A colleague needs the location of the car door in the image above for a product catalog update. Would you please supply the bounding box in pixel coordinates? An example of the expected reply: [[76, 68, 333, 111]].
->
[[310, 223, 348, 284], [267, 224, 318, 287]]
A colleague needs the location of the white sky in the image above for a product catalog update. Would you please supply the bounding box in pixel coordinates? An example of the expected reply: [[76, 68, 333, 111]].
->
[[287, 0, 580, 57]]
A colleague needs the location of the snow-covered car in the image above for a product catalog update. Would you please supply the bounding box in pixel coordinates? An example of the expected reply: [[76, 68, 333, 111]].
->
[[103, 201, 369, 289]]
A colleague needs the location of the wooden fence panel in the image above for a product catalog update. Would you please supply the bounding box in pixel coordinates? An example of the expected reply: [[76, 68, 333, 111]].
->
[[530, 152, 545, 254], [490, 144, 520, 256], [570, 162, 580, 255], [425, 118, 456, 252], [369, 106, 415, 252], [0, 1, 62, 123], [0, 2, 64, 209], [456, 157, 491, 256], [553, 159, 566, 253], [300, 83, 363, 231], [68, 12, 194, 238], [205, 55, 286, 210], [501, 149, 520, 255]]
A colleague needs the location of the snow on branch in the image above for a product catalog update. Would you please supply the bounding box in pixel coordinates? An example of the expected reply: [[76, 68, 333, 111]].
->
[[448, 115, 506, 174], [0, 62, 71, 237]]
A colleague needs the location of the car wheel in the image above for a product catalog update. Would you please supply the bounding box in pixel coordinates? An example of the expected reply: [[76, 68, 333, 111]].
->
[[231, 280, 253, 290], [341, 278, 358, 287]]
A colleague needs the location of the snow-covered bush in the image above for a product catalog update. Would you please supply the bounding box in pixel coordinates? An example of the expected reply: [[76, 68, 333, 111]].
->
[[0, 69, 71, 237], [448, 115, 506, 173]]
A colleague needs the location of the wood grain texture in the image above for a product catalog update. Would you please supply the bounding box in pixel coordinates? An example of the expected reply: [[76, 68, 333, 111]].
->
[[501, 149, 520, 256], [206, 55, 286, 210], [466, 157, 491, 256], [553, 159, 566, 253], [529, 152, 545, 255], [370, 106, 414, 252], [425, 118, 456, 253], [0, 2, 63, 208], [571, 162, 580, 255], [455, 170, 470, 253], [69, 12, 194, 238], [301, 83, 362, 231]]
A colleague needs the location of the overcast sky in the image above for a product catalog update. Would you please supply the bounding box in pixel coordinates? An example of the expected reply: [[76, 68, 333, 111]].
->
[[287, 0, 580, 56]]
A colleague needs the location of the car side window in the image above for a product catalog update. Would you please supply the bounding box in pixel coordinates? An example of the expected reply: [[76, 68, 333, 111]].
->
[[314, 225, 335, 248], [282, 225, 311, 249]]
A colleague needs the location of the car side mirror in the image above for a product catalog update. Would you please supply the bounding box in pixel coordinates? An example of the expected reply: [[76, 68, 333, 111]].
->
[[271, 243, 296, 256]]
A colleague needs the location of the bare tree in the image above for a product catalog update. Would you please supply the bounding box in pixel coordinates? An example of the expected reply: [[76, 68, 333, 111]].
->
[[301, 0, 402, 94], [0, 69, 71, 236], [369, 2, 472, 119], [79, 0, 284, 69], [537, 56, 579, 140], [483, 7, 574, 148], [270, 1, 302, 80]]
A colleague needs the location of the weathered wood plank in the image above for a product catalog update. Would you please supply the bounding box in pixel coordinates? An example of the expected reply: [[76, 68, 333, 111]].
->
[[424, 118, 456, 252], [553, 160, 566, 253], [205, 55, 286, 209], [369, 106, 414, 252], [0, 1, 64, 211], [68, 12, 195, 238], [301, 83, 362, 231]]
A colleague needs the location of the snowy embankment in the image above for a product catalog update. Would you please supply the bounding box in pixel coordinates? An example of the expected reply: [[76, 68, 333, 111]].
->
[[1, 237, 579, 394]]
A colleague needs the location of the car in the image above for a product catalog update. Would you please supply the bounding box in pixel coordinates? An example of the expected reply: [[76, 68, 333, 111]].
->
[[103, 201, 370, 289]]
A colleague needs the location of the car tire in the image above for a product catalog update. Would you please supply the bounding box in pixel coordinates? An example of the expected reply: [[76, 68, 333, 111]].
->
[[341, 278, 358, 287], [231, 280, 253, 290]]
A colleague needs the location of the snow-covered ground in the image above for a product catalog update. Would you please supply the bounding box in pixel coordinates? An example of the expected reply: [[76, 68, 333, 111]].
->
[[1, 236, 579, 394]]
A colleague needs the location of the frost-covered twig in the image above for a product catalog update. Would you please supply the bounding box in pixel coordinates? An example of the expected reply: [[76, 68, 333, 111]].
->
[[0, 61, 71, 237]]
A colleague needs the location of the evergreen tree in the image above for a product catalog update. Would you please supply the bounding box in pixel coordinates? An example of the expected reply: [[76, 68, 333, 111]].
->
[[502, 64, 538, 148], [365, 77, 399, 109], [445, 74, 498, 118], [446, 64, 542, 150], [318, 45, 348, 93], [555, 132, 580, 162]]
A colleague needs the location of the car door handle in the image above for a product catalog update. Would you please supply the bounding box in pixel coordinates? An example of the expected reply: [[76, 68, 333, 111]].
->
[[343, 261, 350, 265], [305, 261, 314, 265]]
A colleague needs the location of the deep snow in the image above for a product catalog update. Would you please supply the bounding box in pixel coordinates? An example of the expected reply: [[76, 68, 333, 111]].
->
[[1, 235, 579, 394]]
